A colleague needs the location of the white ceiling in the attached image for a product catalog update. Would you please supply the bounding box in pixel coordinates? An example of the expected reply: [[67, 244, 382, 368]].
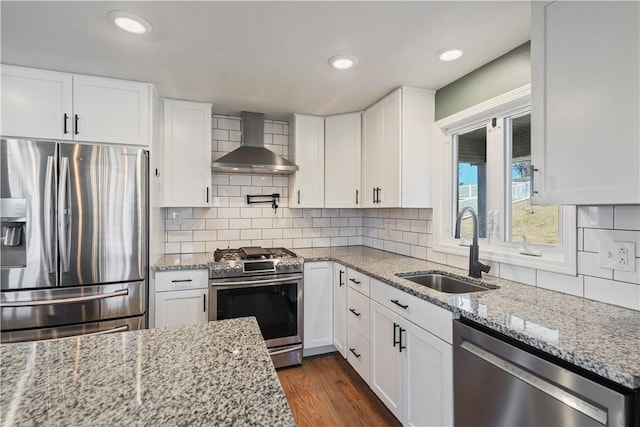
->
[[1, 1, 531, 121]]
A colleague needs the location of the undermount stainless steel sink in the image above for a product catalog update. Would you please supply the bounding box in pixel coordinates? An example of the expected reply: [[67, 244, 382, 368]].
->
[[396, 272, 498, 294]]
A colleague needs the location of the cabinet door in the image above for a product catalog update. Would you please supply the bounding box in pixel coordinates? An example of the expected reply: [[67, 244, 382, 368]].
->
[[73, 75, 151, 146], [289, 114, 324, 208], [380, 89, 401, 208], [303, 262, 333, 349], [531, 1, 639, 204], [370, 301, 403, 420], [154, 289, 208, 328], [1, 65, 73, 140], [403, 321, 453, 427], [362, 102, 382, 208], [333, 263, 347, 358], [325, 113, 361, 208], [162, 99, 212, 207]]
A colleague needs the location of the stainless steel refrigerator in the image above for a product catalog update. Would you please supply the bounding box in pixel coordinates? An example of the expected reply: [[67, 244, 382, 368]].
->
[[1, 139, 147, 343]]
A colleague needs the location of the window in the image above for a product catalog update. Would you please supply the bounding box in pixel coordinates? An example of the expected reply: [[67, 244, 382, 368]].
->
[[434, 85, 576, 275]]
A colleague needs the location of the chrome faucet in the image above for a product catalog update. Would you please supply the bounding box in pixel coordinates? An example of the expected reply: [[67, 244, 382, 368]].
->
[[454, 207, 491, 278]]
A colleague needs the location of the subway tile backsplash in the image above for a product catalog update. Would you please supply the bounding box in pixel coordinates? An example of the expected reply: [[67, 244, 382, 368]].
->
[[163, 114, 639, 310]]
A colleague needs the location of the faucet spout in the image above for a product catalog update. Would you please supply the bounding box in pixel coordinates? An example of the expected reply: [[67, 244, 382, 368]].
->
[[454, 207, 491, 278]]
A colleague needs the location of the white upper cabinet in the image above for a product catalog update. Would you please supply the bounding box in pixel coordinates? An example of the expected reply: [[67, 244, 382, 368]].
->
[[325, 113, 362, 208], [161, 99, 212, 207], [1, 65, 73, 140], [531, 1, 639, 205], [73, 75, 151, 146], [1, 65, 153, 146], [289, 114, 325, 208], [362, 87, 435, 208]]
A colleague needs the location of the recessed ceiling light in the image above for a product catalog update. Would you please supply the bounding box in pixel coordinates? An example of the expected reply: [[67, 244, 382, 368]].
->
[[437, 48, 464, 62], [328, 54, 358, 70], [108, 11, 152, 34]]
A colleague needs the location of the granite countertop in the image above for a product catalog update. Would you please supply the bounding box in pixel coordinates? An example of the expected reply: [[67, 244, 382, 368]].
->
[[150, 247, 640, 389], [153, 252, 211, 271], [1, 318, 295, 426], [294, 246, 640, 390]]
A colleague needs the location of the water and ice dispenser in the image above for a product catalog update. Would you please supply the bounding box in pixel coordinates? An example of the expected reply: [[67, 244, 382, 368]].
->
[[1, 198, 27, 267]]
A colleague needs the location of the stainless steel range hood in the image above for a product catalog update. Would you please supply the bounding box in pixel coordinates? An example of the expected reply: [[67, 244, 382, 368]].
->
[[211, 112, 298, 174]]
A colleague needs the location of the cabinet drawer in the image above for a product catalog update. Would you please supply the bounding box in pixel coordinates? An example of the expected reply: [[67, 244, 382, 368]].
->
[[155, 269, 208, 292], [371, 278, 453, 344], [347, 269, 370, 296], [347, 324, 370, 384], [347, 286, 370, 339]]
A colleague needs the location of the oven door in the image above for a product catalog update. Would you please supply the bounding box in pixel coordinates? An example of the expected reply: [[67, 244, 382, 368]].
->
[[209, 274, 303, 349]]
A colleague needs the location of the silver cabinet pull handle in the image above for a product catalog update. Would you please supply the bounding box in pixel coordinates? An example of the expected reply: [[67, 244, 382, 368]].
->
[[461, 340, 606, 425], [44, 156, 56, 274], [2, 289, 129, 307], [529, 164, 539, 197]]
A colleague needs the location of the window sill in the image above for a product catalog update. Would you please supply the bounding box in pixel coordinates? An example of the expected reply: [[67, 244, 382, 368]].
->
[[432, 240, 577, 276]]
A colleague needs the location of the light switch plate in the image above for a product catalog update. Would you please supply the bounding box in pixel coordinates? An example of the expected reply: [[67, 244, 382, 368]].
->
[[599, 241, 636, 271]]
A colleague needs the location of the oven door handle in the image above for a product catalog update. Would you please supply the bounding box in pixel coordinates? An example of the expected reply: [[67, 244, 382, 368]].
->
[[211, 275, 303, 287]]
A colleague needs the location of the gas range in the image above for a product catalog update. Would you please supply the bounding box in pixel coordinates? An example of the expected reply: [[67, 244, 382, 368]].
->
[[208, 246, 304, 279]]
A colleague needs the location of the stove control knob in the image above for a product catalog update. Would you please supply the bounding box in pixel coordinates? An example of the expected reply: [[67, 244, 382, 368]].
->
[[276, 263, 285, 271], [213, 266, 222, 275], [234, 264, 242, 273], [293, 261, 301, 269], [223, 265, 232, 274], [285, 262, 292, 269]]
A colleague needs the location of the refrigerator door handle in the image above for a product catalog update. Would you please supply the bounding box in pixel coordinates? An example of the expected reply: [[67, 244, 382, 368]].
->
[[44, 156, 56, 274], [2, 289, 129, 307], [58, 156, 71, 273]]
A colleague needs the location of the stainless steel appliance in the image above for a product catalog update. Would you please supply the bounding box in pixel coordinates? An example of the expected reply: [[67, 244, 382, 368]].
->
[[209, 247, 303, 368], [1, 139, 147, 343], [453, 320, 639, 427]]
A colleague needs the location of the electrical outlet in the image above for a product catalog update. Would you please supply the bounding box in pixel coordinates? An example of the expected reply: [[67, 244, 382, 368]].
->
[[303, 209, 312, 220], [599, 241, 636, 272]]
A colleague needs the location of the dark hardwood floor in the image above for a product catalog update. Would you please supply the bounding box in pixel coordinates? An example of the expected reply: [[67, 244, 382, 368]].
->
[[277, 353, 401, 427]]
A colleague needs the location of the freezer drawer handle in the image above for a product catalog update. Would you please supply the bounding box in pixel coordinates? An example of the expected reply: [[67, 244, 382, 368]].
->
[[460, 340, 607, 425], [2, 289, 129, 307], [171, 279, 193, 283]]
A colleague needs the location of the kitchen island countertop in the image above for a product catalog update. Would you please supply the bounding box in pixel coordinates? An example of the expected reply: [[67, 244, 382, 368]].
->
[[0, 317, 295, 426]]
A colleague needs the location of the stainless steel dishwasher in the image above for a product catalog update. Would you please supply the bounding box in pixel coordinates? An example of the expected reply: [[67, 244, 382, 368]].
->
[[453, 320, 638, 427]]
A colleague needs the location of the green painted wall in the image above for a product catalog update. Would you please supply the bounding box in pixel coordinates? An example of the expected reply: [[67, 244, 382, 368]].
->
[[435, 42, 530, 121]]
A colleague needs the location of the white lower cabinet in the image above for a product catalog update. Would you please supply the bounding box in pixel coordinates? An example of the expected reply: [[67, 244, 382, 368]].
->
[[303, 262, 333, 351], [347, 324, 370, 383], [333, 263, 347, 358], [370, 278, 454, 427], [370, 301, 404, 420], [154, 269, 209, 328], [403, 320, 453, 427]]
